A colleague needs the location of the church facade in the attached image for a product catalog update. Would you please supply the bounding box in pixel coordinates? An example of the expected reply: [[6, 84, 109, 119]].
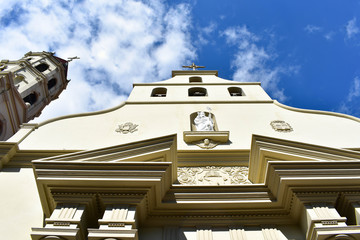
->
[[1, 69, 360, 239]]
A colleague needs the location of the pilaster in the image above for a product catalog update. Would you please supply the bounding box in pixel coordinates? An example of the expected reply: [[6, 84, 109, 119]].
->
[[262, 228, 280, 240], [196, 227, 213, 240], [31, 204, 87, 240], [229, 227, 247, 240], [88, 204, 138, 240], [295, 192, 360, 240]]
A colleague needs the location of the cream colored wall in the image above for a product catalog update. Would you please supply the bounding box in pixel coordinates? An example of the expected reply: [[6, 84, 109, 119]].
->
[[15, 100, 360, 151], [10, 72, 360, 151], [128, 83, 271, 102], [0, 167, 43, 240]]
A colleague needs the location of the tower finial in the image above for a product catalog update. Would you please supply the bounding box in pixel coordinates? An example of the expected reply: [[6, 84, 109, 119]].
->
[[182, 62, 205, 71]]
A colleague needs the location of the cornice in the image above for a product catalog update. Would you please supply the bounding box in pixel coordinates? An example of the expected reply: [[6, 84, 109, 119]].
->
[[0, 142, 18, 169], [275, 100, 360, 123], [249, 134, 360, 184], [133, 82, 261, 86], [28, 134, 360, 226], [37, 101, 126, 127], [171, 70, 218, 77], [125, 100, 274, 104]]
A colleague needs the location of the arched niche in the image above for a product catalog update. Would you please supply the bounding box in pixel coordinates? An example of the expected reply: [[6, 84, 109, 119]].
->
[[189, 76, 202, 83], [188, 87, 207, 96], [228, 87, 243, 96], [151, 87, 167, 97], [184, 111, 229, 145]]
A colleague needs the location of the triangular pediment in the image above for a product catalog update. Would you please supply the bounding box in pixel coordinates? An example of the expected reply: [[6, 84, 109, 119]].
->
[[249, 134, 360, 183], [33, 134, 177, 164]]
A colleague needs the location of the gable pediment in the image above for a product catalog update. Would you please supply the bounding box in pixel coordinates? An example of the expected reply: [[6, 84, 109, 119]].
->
[[249, 134, 360, 183], [33, 134, 177, 164]]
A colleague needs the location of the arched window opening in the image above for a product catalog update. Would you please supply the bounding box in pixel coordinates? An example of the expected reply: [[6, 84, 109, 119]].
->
[[189, 87, 207, 97], [47, 78, 57, 90], [189, 76, 202, 83], [151, 87, 167, 97], [35, 63, 49, 72], [228, 87, 243, 96], [23, 92, 38, 106]]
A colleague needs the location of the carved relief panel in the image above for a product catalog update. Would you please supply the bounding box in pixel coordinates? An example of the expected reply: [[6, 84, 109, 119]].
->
[[177, 166, 251, 185]]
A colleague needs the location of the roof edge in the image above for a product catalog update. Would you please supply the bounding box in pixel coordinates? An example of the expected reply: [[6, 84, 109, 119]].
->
[[172, 70, 218, 77]]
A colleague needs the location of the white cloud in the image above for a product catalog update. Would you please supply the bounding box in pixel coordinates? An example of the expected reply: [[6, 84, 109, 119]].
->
[[222, 26, 295, 102], [324, 31, 335, 41], [347, 76, 360, 102], [196, 22, 217, 46], [0, 0, 196, 122], [346, 17, 359, 39], [336, 76, 360, 116], [304, 24, 322, 33], [202, 22, 217, 35]]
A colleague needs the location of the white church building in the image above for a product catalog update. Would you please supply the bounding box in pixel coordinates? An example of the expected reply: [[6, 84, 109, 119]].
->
[[1, 61, 360, 240]]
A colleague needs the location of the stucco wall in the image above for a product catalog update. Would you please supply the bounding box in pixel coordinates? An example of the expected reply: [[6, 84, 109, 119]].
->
[[0, 167, 43, 240]]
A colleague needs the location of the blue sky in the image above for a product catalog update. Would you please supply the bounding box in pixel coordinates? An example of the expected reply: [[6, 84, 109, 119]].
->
[[1, 0, 360, 121]]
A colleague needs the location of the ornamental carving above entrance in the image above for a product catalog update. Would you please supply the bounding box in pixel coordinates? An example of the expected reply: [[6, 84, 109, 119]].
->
[[177, 166, 252, 185]]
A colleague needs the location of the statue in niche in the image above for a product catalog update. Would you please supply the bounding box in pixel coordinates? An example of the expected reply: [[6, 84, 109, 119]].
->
[[194, 111, 214, 131]]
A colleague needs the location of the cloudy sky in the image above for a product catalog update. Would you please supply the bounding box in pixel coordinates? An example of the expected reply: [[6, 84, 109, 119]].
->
[[1, 0, 360, 121]]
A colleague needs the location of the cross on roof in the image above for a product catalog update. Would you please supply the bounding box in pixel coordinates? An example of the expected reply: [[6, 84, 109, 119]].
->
[[182, 63, 205, 71]]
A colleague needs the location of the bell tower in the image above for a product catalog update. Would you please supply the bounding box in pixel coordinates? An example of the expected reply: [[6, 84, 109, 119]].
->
[[0, 51, 69, 140]]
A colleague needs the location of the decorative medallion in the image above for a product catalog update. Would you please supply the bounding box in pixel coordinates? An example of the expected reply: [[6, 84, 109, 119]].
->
[[115, 122, 138, 134], [270, 120, 293, 132], [193, 138, 219, 149], [177, 166, 252, 185]]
